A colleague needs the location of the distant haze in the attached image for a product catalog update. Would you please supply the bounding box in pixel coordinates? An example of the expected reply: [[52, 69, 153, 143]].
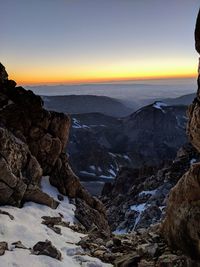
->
[[26, 78, 196, 108]]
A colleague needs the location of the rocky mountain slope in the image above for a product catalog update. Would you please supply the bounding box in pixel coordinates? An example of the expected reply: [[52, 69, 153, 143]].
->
[[101, 144, 199, 233], [163, 92, 195, 106], [68, 102, 188, 192]]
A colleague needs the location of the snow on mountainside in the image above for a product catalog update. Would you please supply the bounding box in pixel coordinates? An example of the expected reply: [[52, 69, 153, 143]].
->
[[0, 177, 112, 267]]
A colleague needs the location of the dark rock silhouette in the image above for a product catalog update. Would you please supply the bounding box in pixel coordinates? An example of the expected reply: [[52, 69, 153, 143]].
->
[[0, 63, 109, 233], [162, 9, 200, 259]]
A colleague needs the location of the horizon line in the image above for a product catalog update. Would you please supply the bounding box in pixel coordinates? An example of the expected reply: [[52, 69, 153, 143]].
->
[[17, 73, 197, 86]]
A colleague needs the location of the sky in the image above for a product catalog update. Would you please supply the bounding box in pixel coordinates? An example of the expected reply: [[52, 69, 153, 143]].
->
[[0, 0, 200, 85]]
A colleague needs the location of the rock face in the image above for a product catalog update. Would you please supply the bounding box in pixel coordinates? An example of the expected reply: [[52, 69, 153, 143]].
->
[[0, 63, 109, 233], [162, 9, 200, 260]]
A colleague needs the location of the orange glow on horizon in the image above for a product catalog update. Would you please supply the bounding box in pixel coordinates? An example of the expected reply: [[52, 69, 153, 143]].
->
[[13, 72, 197, 86], [7, 58, 197, 85]]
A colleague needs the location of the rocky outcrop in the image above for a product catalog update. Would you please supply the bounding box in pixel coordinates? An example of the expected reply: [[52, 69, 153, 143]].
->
[[0, 242, 8, 256], [162, 9, 200, 260], [102, 144, 199, 232], [32, 240, 62, 260], [162, 163, 200, 258], [0, 126, 57, 207], [78, 224, 200, 266], [0, 63, 110, 234]]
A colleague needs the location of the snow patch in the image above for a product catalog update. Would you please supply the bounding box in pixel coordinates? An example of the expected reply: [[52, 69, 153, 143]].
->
[[72, 118, 89, 129], [108, 169, 116, 177], [130, 203, 148, 230], [139, 189, 157, 197], [0, 177, 112, 267], [190, 158, 197, 165], [89, 165, 96, 171], [99, 175, 115, 179], [153, 101, 167, 112], [80, 171, 96, 177]]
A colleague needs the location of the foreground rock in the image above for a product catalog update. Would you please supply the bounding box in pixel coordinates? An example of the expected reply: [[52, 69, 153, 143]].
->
[[78, 224, 200, 266], [162, 163, 200, 259], [0, 63, 110, 234], [162, 9, 200, 260], [32, 240, 62, 260], [0, 242, 8, 256]]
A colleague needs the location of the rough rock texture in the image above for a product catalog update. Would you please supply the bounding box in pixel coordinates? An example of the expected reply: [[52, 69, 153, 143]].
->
[[0, 63, 110, 233], [162, 9, 200, 260], [0, 242, 8, 256], [32, 240, 62, 260], [162, 163, 200, 258], [102, 144, 199, 232], [75, 198, 110, 234], [78, 224, 200, 266]]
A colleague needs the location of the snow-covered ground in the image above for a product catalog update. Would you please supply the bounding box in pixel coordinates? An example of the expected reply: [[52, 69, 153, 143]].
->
[[0, 177, 112, 267]]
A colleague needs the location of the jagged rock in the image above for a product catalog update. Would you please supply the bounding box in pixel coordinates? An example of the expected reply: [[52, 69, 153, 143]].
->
[[162, 163, 200, 258], [41, 216, 62, 226], [75, 198, 110, 235], [162, 10, 200, 260], [11, 241, 28, 250], [0, 242, 8, 256], [156, 254, 200, 267], [136, 243, 159, 258], [114, 253, 141, 267], [0, 209, 14, 220], [195, 9, 200, 54], [101, 143, 198, 233], [49, 154, 82, 197], [0, 63, 8, 83], [0, 63, 110, 234], [32, 240, 62, 260], [23, 186, 59, 209]]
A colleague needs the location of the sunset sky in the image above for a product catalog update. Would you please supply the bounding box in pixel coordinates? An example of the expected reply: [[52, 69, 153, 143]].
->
[[1, 0, 200, 85]]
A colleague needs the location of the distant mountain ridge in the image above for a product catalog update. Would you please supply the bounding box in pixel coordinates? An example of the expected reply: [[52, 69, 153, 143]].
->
[[42, 94, 133, 117], [68, 101, 188, 195], [162, 92, 195, 106]]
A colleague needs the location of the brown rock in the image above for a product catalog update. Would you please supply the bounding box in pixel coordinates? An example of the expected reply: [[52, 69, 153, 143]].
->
[[11, 241, 28, 250], [32, 240, 62, 260], [23, 186, 59, 209], [0, 63, 110, 234], [114, 253, 141, 267], [156, 254, 200, 267], [0, 209, 14, 220], [75, 198, 110, 235], [0, 242, 8, 256], [162, 163, 200, 259]]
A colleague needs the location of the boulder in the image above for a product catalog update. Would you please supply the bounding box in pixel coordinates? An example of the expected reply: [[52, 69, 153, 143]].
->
[[75, 198, 110, 235], [32, 240, 62, 260]]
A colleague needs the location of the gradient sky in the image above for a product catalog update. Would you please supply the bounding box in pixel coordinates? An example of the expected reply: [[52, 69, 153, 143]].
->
[[1, 0, 200, 84]]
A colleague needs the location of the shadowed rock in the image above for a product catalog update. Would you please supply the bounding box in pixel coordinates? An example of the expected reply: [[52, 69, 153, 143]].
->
[[162, 9, 200, 260]]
